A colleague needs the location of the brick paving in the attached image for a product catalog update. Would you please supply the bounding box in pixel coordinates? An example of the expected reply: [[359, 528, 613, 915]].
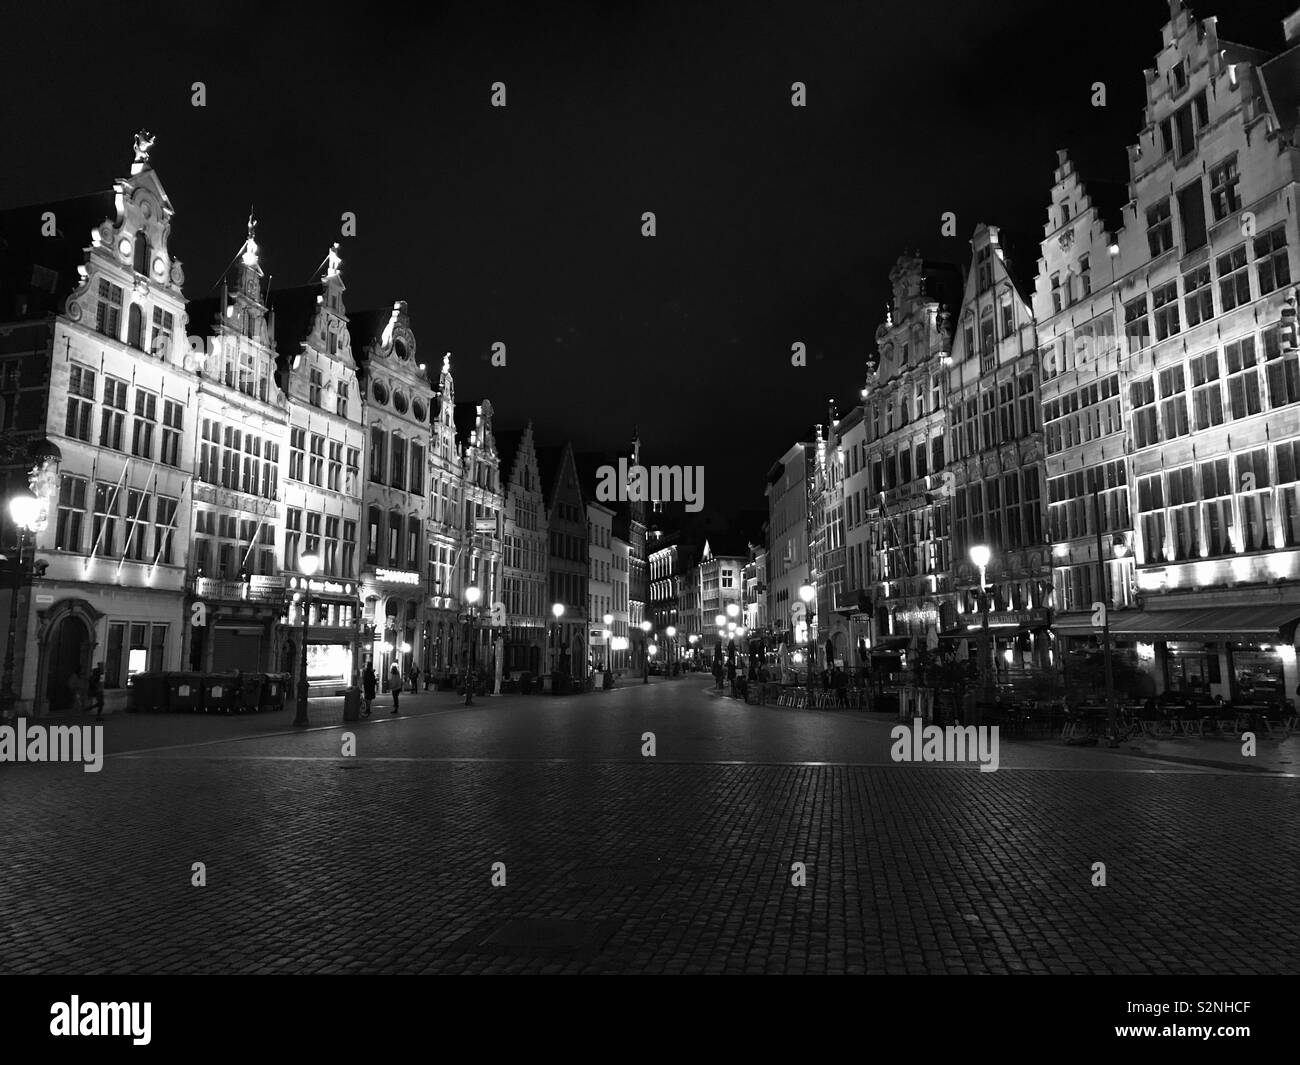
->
[[0, 677, 1296, 974]]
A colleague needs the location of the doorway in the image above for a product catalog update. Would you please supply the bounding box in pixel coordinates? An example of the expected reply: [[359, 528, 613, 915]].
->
[[44, 615, 90, 713]]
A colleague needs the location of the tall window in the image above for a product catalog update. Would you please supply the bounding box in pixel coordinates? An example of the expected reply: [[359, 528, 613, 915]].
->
[[306, 512, 321, 556], [100, 377, 127, 450], [1183, 263, 1213, 327], [998, 381, 1016, 442], [1190, 350, 1223, 429], [95, 279, 123, 340], [328, 441, 342, 491], [1131, 377, 1158, 447], [1152, 281, 1180, 342], [160, 400, 182, 466], [123, 490, 152, 562], [1255, 226, 1291, 296], [409, 442, 424, 494], [1200, 458, 1234, 556], [127, 305, 144, 350], [1209, 156, 1241, 221], [1236, 448, 1273, 551], [92, 482, 121, 558], [407, 515, 420, 568], [346, 447, 360, 495], [153, 496, 177, 565], [199, 419, 220, 483], [309, 433, 324, 487], [133, 233, 149, 276], [343, 519, 357, 577], [221, 426, 242, 490], [390, 434, 407, 490], [1177, 178, 1206, 252], [289, 427, 305, 481], [387, 511, 402, 565], [1225, 336, 1262, 418], [366, 506, 381, 564], [150, 307, 174, 358], [1276, 439, 1300, 547], [1217, 244, 1251, 312], [65, 365, 95, 441], [1167, 465, 1199, 561], [1146, 199, 1173, 258], [309, 368, 323, 407], [370, 425, 386, 482], [285, 508, 302, 570], [55, 475, 87, 551], [131, 390, 156, 458], [1158, 365, 1190, 439], [1264, 324, 1300, 408], [242, 435, 261, 495], [324, 516, 340, 574], [1124, 296, 1150, 353], [1137, 474, 1166, 564], [336, 380, 349, 417]]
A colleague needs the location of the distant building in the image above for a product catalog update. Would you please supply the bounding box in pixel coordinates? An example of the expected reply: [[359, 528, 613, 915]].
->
[[537, 441, 588, 682], [587, 500, 615, 672], [497, 423, 549, 678], [764, 441, 814, 666]]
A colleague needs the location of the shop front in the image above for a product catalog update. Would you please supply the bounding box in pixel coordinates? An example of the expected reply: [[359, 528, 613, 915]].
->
[[360, 565, 424, 686], [283, 574, 360, 692]]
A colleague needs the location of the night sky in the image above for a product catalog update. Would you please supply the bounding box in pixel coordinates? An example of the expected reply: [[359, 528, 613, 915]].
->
[[2, 0, 1289, 528]]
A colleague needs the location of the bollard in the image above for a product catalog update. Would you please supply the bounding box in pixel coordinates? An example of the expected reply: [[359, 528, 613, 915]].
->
[[343, 685, 361, 723]]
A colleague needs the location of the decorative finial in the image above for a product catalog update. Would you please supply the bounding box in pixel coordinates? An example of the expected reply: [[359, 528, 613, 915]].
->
[[132, 130, 155, 164], [325, 242, 342, 278], [241, 210, 259, 267], [442, 352, 451, 376]]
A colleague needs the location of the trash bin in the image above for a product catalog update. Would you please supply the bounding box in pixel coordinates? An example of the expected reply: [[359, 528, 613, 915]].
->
[[202, 674, 240, 714], [343, 685, 361, 722], [127, 672, 168, 713], [259, 673, 288, 712], [167, 672, 205, 713]]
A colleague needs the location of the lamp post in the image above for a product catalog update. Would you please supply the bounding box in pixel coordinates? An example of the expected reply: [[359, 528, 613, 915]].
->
[[640, 618, 652, 683], [689, 632, 699, 672], [798, 582, 815, 700], [293, 552, 320, 726], [666, 625, 677, 677], [463, 586, 481, 706], [1092, 479, 1121, 743], [603, 612, 614, 671], [551, 602, 564, 692], [969, 544, 993, 720], [2, 489, 41, 721]]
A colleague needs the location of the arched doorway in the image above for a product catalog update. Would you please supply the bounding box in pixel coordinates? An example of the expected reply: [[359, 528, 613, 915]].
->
[[43, 615, 92, 713]]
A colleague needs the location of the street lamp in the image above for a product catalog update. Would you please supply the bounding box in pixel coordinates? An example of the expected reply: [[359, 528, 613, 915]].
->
[[969, 544, 993, 718], [551, 602, 565, 691], [2, 489, 41, 720], [640, 618, 652, 683], [463, 585, 481, 705], [799, 582, 815, 700], [603, 612, 614, 671], [666, 625, 677, 676], [293, 552, 320, 726]]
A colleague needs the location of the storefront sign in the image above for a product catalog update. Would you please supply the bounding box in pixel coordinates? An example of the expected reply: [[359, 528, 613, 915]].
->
[[288, 576, 355, 597], [247, 575, 285, 603], [194, 578, 246, 601], [374, 568, 421, 585]]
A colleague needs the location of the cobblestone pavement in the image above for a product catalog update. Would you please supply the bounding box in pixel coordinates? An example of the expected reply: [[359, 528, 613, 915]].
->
[[1, 678, 1296, 974]]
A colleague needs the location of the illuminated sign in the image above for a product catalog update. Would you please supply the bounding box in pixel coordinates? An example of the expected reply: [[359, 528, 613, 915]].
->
[[375, 568, 421, 585]]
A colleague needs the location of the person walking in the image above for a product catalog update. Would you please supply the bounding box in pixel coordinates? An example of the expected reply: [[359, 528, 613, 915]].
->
[[712, 658, 724, 691], [88, 664, 105, 721], [389, 662, 403, 714], [362, 661, 377, 717]]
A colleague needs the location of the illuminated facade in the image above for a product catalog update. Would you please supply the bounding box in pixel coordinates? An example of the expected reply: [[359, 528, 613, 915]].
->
[[695, 539, 744, 660], [351, 300, 434, 684], [268, 246, 366, 689], [539, 441, 588, 681], [587, 501, 614, 672], [946, 223, 1051, 671], [425, 355, 465, 679], [498, 423, 549, 677], [184, 216, 289, 674], [456, 398, 503, 680], [611, 533, 631, 672], [764, 441, 814, 657], [0, 137, 193, 713], [1037, 0, 1300, 700], [862, 253, 961, 665], [811, 416, 850, 669]]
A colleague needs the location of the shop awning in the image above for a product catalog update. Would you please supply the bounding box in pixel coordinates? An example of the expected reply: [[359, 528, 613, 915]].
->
[[1053, 606, 1300, 642]]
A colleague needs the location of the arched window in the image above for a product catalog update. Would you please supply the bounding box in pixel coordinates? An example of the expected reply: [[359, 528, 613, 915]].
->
[[133, 233, 149, 276], [127, 305, 144, 350]]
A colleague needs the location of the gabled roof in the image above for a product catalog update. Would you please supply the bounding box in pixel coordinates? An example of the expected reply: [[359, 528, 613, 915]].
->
[[345, 306, 390, 366], [0, 191, 116, 322], [1260, 39, 1300, 138]]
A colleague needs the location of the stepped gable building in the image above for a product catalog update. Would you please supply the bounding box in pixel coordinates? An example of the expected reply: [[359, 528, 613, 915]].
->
[[861, 252, 961, 673], [183, 215, 289, 674], [0, 133, 193, 714], [268, 243, 366, 689], [1037, 0, 1300, 701], [536, 441, 588, 683], [349, 300, 434, 684], [496, 423, 549, 677], [764, 440, 815, 669], [453, 396, 503, 680], [945, 222, 1051, 672], [423, 353, 465, 680]]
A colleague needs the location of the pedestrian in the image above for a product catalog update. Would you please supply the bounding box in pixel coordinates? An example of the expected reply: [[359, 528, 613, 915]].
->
[[88, 664, 105, 721], [389, 662, 403, 714], [410, 663, 421, 692], [726, 660, 737, 696], [713, 658, 724, 691], [362, 660, 377, 717], [69, 666, 84, 714]]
